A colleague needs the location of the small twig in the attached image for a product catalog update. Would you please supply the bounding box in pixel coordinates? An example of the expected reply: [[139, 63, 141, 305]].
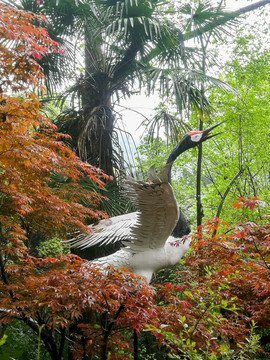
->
[[251, 237, 270, 270], [213, 167, 246, 236], [102, 303, 125, 360], [0, 249, 9, 285]]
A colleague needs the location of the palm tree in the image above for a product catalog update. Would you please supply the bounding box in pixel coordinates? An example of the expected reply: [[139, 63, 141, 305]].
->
[[10, 0, 270, 176]]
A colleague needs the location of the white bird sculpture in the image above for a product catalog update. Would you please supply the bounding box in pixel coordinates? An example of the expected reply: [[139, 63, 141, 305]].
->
[[71, 123, 223, 282]]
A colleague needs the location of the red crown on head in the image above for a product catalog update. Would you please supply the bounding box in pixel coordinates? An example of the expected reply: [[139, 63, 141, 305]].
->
[[188, 131, 202, 136]]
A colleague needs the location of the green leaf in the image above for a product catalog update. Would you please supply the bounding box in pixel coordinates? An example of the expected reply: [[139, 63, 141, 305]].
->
[[0, 335, 7, 347]]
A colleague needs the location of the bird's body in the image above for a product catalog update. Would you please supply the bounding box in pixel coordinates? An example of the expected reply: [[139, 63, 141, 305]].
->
[[90, 235, 191, 283], [70, 123, 223, 282], [82, 176, 191, 282]]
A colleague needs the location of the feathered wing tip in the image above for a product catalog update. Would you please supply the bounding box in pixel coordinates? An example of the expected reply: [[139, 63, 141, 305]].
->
[[64, 233, 89, 248], [158, 162, 173, 183], [123, 177, 144, 208], [123, 163, 174, 211], [147, 164, 160, 183], [147, 162, 173, 184], [67, 163, 175, 250]]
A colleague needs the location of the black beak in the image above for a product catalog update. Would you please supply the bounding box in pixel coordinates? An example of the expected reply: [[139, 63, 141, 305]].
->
[[202, 121, 225, 142]]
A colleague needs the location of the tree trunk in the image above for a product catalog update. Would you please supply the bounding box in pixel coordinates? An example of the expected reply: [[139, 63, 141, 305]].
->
[[78, 104, 115, 176], [77, 34, 116, 175], [196, 120, 204, 227]]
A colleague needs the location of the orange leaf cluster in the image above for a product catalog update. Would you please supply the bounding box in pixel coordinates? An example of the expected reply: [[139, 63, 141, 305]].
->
[[0, 3, 59, 93], [0, 4, 109, 256], [232, 196, 261, 210], [0, 255, 156, 360]]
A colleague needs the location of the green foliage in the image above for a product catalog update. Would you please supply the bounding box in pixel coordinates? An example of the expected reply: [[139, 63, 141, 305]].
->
[[137, 29, 270, 227], [136, 137, 169, 177], [138, 341, 160, 360], [0, 334, 7, 346], [0, 334, 15, 360], [146, 321, 261, 360], [202, 47, 270, 224], [0, 321, 48, 360], [37, 237, 69, 257]]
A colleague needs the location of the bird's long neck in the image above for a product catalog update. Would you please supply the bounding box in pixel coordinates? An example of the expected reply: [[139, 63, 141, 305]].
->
[[171, 208, 190, 237], [166, 139, 188, 165], [166, 136, 189, 186], [166, 136, 191, 238]]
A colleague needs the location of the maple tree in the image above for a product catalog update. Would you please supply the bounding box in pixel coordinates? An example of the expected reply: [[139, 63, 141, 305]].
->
[[0, 2, 109, 252], [0, 255, 156, 360], [148, 200, 270, 359], [1, 200, 270, 359]]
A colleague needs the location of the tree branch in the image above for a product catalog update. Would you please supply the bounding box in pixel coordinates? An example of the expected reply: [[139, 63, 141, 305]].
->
[[213, 167, 246, 236], [0, 249, 8, 285], [102, 304, 125, 360]]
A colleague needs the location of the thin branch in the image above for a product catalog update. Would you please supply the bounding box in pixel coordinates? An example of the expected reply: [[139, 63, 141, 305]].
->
[[213, 167, 246, 236], [251, 237, 270, 270], [17, 314, 59, 360], [102, 304, 125, 360], [0, 249, 8, 285]]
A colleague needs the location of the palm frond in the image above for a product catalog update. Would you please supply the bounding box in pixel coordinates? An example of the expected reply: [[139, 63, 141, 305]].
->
[[145, 66, 235, 114], [141, 108, 190, 145], [99, 179, 136, 217], [180, 0, 239, 41]]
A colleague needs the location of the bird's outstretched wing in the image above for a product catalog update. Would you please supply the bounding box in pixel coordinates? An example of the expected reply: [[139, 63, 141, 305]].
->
[[68, 212, 138, 249], [123, 170, 179, 252], [69, 164, 178, 251]]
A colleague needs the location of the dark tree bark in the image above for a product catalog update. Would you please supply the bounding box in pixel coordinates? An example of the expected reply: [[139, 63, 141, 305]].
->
[[196, 121, 204, 228]]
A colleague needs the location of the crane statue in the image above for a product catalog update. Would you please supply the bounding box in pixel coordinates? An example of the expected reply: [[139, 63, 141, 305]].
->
[[70, 123, 223, 282]]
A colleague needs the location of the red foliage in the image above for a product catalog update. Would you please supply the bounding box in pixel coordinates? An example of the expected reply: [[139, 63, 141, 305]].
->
[[0, 7, 155, 359], [232, 196, 262, 210], [181, 219, 270, 350], [142, 218, 268, 358], [0, 3, 59, 93], [0, 3, 110, 259], [0, 255, 156, 360], [2, 217, 269, 359]]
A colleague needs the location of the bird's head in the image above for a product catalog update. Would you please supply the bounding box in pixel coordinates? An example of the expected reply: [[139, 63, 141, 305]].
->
[[183, 121, 224, 149], [166, 121, 224, 164]]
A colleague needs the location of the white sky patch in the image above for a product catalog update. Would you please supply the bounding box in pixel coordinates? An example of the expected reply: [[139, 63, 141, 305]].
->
[[115, 93, 159, 143]]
